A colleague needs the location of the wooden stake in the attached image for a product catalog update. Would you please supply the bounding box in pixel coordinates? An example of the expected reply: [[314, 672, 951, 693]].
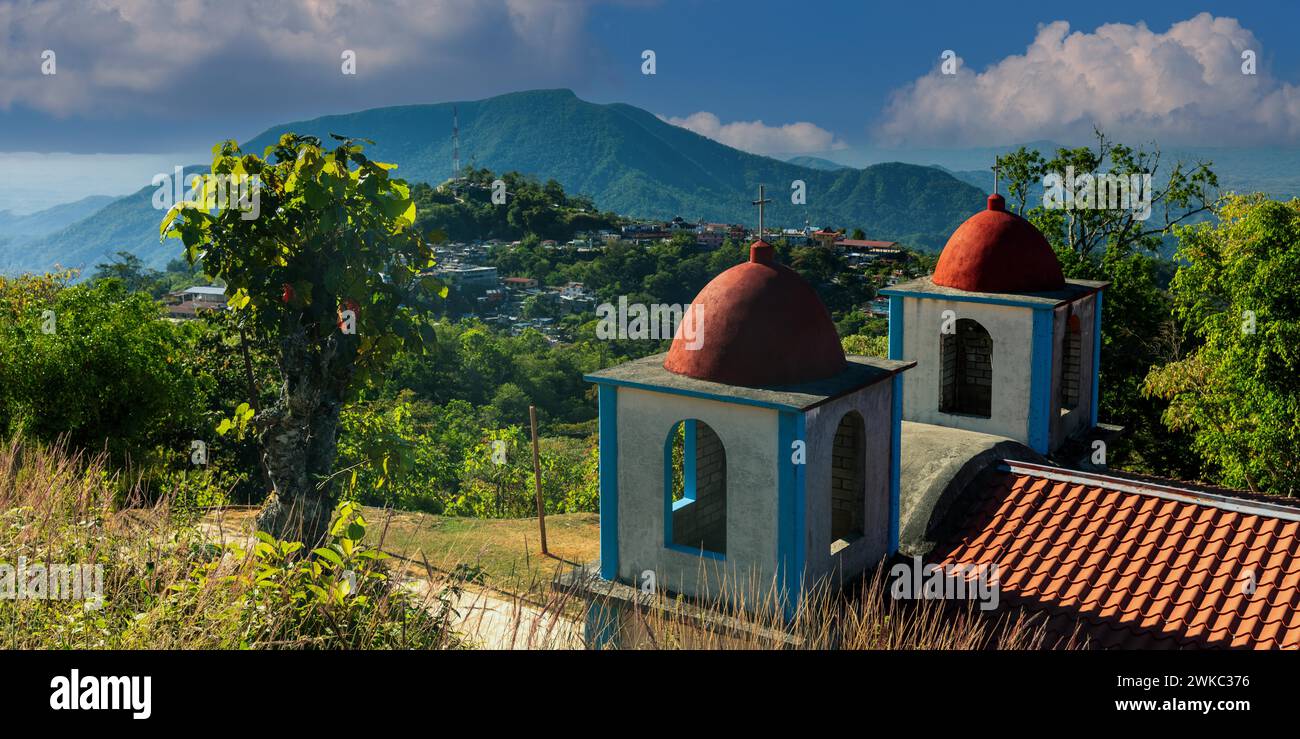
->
[[529, 405, 549, 555]]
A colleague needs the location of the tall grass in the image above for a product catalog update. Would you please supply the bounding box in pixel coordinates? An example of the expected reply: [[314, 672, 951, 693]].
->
[[0, 437, 463, 649], [527, 562, 1066, 650], [1, 437, 1072, 651]]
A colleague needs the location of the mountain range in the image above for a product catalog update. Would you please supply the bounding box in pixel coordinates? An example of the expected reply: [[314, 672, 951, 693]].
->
[[2, 89, 993, 274]]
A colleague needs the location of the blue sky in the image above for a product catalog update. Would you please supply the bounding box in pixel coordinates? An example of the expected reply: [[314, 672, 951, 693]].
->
[[1, 1, 1298, 210], [591, 0, 1300, 146], [2, 1, 1299, 153]]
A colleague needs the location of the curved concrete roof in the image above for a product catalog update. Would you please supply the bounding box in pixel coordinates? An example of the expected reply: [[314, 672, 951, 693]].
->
[[898, 420, 1044, 556]]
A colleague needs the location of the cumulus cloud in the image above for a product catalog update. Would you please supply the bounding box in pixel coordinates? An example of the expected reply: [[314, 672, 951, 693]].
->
[[661, 111, 846, 155], [875, 13, 1300, 147], [0, 0, 602, 119]]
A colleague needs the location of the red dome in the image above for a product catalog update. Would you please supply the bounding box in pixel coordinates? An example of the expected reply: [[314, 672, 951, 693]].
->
[[932, 194, 1065, 293], [663, 240, 846, 386]]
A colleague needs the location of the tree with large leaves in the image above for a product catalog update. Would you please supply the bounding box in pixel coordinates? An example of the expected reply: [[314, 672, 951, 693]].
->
[[162, 133, 445, 543], [1144, 194, 1300, 496]]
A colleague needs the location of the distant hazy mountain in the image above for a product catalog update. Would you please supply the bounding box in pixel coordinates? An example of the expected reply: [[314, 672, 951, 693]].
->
[[0, 195, 116, 238], [7, 89, 990, 273], [784, 155, 849, 171], [0, 195, 119, 272], [1, 187, 188, 274]]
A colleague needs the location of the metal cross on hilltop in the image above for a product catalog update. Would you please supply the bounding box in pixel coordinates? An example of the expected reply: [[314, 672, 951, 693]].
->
[[752, 185, 772, 240]]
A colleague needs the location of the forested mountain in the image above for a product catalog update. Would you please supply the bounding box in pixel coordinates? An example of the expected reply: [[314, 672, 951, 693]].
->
[[4, 89, 988, 273]]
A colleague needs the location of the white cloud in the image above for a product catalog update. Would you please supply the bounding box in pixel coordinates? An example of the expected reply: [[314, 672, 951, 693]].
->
[[875, 13, 1300, 147], [0, 0, 600, 118], [661, 111, 846, 155]]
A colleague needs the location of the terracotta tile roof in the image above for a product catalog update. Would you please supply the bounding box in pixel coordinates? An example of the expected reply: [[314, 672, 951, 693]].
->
[[928, 461, 1300, 649]]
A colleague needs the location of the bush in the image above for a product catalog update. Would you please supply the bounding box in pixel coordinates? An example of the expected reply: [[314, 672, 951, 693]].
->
[[0, 274, 210, 469]]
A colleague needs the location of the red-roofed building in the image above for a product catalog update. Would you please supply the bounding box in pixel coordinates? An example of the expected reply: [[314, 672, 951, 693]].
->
[[811, 228, 842, 248], [923, 459, 1300, 649], [573, 191, 1299, 651]]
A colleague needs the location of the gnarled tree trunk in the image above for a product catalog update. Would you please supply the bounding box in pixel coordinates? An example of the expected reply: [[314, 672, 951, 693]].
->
[[255, 320, 355, 545]]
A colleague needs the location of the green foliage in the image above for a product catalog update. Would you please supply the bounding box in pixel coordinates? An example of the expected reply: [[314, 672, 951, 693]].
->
[[154, 466, 233, 522], [335, 394, 599, 516], [336, 395, 478, 512], [452, 426, 533, 518], [412, 172, 619, 244], [163, 133, 443, 390], [170, 500, 458, 648], [841, 333, 888, 358], [1144, 195, 1300, 496], [385, 319, 620, 427], [0, 273, 210, 468], [91, 252, 210, 299]]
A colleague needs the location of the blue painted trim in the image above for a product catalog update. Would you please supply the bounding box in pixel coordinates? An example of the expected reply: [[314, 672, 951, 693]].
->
[[887, 295, 904, 360], [1028, 310, 1055, 454], [663, 420, 723, 559], [683, 420, 697, 503], [1090, 290, 1103, 427], [879, 287, 1061, 311], [597, 384, 619, 580], [777, 411, 807, 620], [662, 427, 674, 549], [585, 376, 800, 412], [889, 374, 903, 555]]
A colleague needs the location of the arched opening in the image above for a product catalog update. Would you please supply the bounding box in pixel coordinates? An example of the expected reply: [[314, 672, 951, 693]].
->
[[665, 420, 726, 556], [830, 411, 866, 554], [1060, 313, 1082, 412], [939, 318, 993, 418]]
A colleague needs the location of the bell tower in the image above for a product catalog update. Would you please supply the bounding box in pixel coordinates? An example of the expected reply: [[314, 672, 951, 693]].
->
[[881, 194, 1107, 454]]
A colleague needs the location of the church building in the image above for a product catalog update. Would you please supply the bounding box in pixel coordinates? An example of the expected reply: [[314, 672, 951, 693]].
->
[[572, 190, 1300, 650]]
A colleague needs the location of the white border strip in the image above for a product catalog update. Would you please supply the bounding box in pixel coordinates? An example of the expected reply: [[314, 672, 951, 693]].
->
[[999, 459, 1300, 523]]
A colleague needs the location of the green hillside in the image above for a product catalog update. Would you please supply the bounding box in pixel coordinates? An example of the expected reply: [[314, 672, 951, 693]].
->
[[5, 89, 987, 273]]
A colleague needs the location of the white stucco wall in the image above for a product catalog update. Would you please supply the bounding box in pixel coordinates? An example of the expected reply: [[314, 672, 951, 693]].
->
[[614, 387, 779, 602], [898, 297, 1035, 443], [801, 380, 893, 587]]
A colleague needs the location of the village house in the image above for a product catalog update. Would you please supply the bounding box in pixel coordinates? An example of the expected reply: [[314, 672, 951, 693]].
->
[[164, 285, 226, 320], [502, 276, 539, 290]]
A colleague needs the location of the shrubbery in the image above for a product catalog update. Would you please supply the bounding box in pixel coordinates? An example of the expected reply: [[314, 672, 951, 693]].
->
[[0, 273, 215, 499]]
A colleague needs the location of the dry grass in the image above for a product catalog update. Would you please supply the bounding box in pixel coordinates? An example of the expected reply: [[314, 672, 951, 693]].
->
[[201, 500, 1065, 651], [0, 438, 463, 650], [2, 436, 1067, 651]]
